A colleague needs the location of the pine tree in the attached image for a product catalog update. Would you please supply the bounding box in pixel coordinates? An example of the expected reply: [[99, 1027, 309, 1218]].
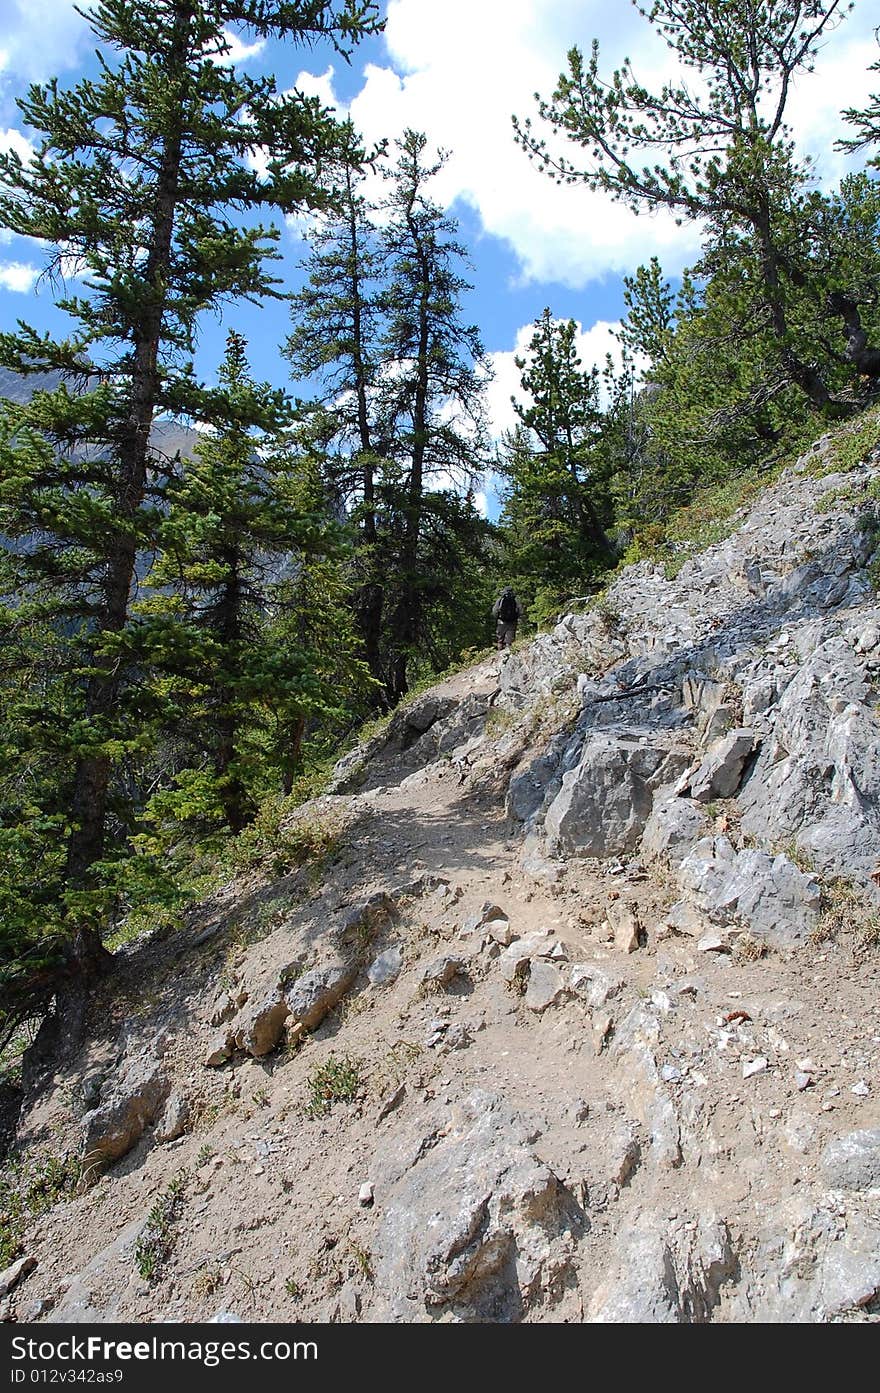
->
[[514, 0, 870, 412], [0, 0, 380, 1025], [498, 310, 613, 621], [286, 124, 388, 691], [145, 330, 367, 835], [376, 130, 492, 703]]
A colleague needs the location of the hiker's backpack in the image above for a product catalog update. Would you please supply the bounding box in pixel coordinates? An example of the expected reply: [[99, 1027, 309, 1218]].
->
[[498, 591, 518, 623]]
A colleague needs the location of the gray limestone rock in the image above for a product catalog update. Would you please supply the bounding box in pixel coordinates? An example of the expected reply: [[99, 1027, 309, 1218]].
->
[[285, 960, 357, 1031], [687, 729, 757, 802], [820, 1129, 880, 1191], [524, 961, 567, 1013], [568, 963, 623, 1009], [641, 790, 711, 868], [677, 836, 821, 944], [368, 947, 403, 987], [234, 991, 289, 1058], [370, 1091, 578, 1320], [421, 955, 467, 989], [587, 1213, 736, 1322], [154, 1092, 189, 1144], [81, 1055, 170, 1170], [499, 931, 553, 983], [545, 732, 691, 857]]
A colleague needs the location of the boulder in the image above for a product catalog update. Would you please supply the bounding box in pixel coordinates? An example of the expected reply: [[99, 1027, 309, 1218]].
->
[[677, 836, 821, 945], [687, 729, 757, 802], [368, 947, 403, 987], [569, 963, 623, 1009], [545, 732, 691, 857], [234, 991, 289, 1058], [370, 1091, 578, 1320], [641, 790, 711, 867], [81, 1054, 170, 1170], [820, 1129, 880, 1191], [524, 961, 567, 1013], [285, 960, 357, 1032], [499, 931, 553, 983]]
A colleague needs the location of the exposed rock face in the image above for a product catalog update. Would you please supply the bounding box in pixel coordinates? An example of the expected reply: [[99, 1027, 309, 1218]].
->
[[587, 1213, 736, 1322], [501, 443, 880, 902], [820, 1130, 880, 1191], [686, 729, 758, 802], [81, 1054, 170, 1170], [370, 1092, 579, 1321], [545, 732, 691, 856], [676, 837, 822, 945]]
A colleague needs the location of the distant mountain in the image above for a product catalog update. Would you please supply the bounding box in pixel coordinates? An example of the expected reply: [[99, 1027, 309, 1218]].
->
[[0, 365, 201, 460]]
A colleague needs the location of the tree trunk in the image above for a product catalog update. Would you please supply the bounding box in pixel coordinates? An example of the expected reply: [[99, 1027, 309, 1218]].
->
[[828, 293, 880, 378], [62, 2, 192, 990]]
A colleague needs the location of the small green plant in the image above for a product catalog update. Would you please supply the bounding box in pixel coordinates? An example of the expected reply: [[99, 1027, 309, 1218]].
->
[[304, 1054, 362, 1119], [0, 1153, 81, 1269], [227, 798, 342, 879], [251, 1087, 270, 1108], [134, 1172, 187, 1283], [349, 1240, 373, 1281], [815, 877, 880, 957], [196, 1144, 214, 1167], [284, 1276, 302, 1299]]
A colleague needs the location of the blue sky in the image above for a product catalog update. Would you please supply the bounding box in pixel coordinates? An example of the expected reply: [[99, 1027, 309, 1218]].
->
[[1, 0, 878, 455]]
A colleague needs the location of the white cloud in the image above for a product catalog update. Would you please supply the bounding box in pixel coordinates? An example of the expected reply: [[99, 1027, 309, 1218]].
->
[[0, 1, 90, 84], [214, 28, 266, 67], [0, 260, 38, 292], [0, 125, 35, 164], [295, 0, 880, 289], [486, 316, 638, 441]]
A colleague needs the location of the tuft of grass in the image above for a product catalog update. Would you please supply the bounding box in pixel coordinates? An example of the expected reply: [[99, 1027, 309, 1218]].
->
[[304, 1055, 362, 1119], [284, 1276, 303, 1299], [349, 1240, 373, 1282], [814, 877, 880, 957], [133, 1172, 187, 1283], [732, 934, 768, 962], [0, 1153, 81, 1269]]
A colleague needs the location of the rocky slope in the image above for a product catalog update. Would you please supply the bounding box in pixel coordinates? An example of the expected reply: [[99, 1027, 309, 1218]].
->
[[2, 425, 880, 1324]]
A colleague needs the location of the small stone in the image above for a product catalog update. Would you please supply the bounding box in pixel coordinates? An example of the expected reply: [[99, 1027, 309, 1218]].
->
[[376, 1083, 406, 1123], [697, 932, 730, 953], [0, 1255, 36, 1299], [483, 918, 515, 945], [851, 1080, 869, 1097], [524, 960, 567, 1013], [358, 1182, 374, 1207], [742, 1057, 768, 1079], [592, 1010, 614, 1055], [421, 955, 466, 988], [460, 902, 508, 937], [795, 1071, 813, 1092], [607, 900, 643, 954], [253, 1165, 265, 1177], [368, 947, 403, 987]]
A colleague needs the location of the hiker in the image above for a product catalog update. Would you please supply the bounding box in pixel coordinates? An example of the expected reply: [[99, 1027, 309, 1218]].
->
[[492, 585, 521, 650]]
